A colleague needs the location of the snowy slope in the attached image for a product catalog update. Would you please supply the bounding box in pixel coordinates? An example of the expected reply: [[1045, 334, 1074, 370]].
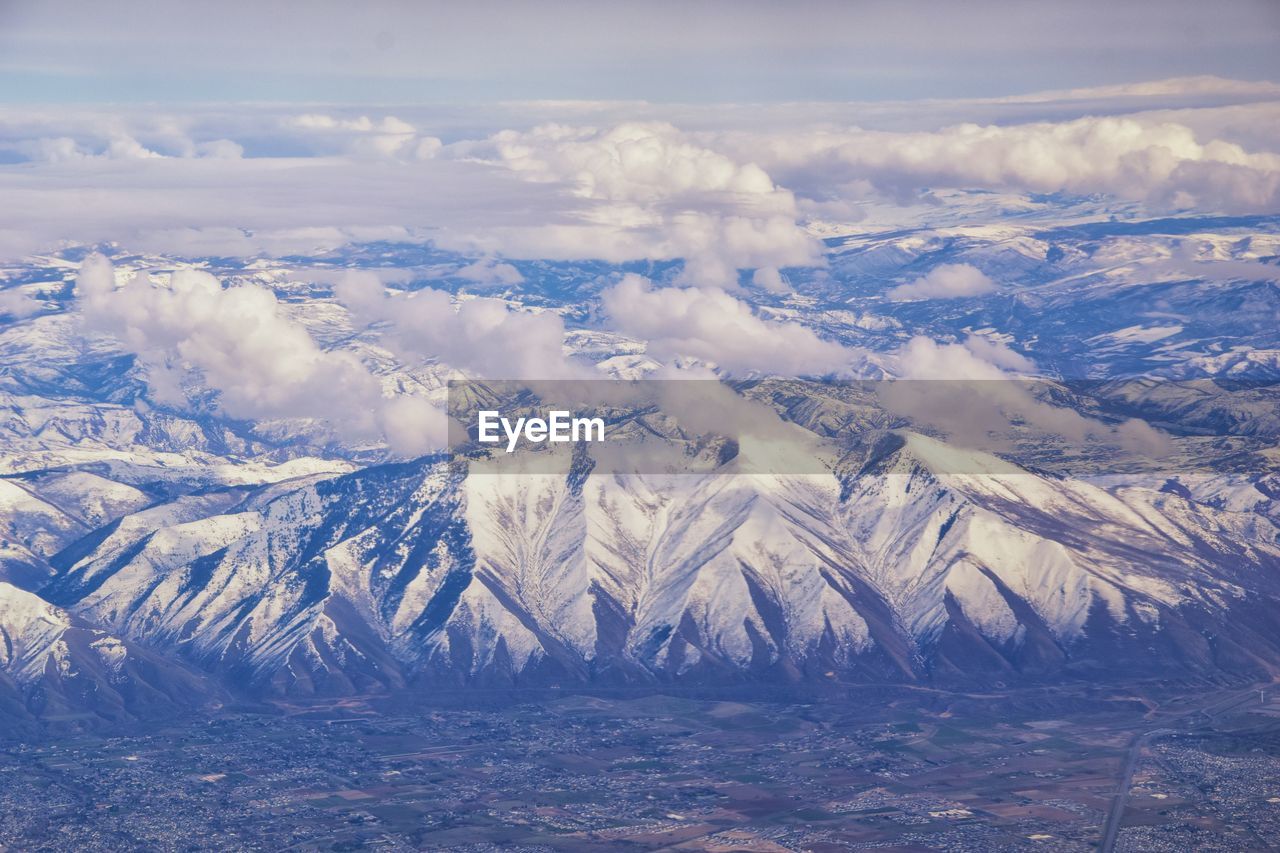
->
[[3, 217, 1280, 709], [0, 581, 220, 728], [44, 429, 1280, 694]]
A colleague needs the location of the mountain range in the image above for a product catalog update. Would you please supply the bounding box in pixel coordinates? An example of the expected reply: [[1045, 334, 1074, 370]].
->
[[2, 206, 1279, 728]]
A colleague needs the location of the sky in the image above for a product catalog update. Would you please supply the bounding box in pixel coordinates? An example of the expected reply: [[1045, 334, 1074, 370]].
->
[[0, 0, 1275, 270], [2, 0, 1279, 104]]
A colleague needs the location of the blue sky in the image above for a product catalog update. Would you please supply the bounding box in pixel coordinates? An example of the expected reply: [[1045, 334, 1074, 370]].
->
[[1, 0, 1278, 104]]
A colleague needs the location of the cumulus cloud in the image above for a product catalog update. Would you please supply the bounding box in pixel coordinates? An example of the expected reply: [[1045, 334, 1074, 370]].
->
[[886, 263, 997, 301], [76, 255, 444, 454], [15, 134, 165, 163], [17, 137, 89, 163], [885, 336, 1169, 457], [723, 114, 1280, 214], [600, 274, 860, 376], [960, 335, 1035, 372], [893, 336, 1011, 381], [1, 97, 1277, 272], [750, 266, 788, 292], [285, 115, 415, 134], [475, 122, 783, 203], [449, 122, 824, 286], [453, 257, 524, 287], [105, 135, 164, 160], [0, 107, 445, 164], [335, 271, 582, 380], [195, 139, 244, 159], [0, 289, 44, 319], [282, 113, 441, 160]]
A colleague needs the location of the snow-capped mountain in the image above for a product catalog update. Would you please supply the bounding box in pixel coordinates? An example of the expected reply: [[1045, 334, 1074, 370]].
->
[[1, 209, 1279, 722], [0, 581, 219, 732], [38, 427, 1280, 696]]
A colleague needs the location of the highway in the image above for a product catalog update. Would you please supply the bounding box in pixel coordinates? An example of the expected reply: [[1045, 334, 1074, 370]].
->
[[1098, 683, 1269, 852]]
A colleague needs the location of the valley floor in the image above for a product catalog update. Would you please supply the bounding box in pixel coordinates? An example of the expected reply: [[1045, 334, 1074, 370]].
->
[[1, 683, 1277, 852]]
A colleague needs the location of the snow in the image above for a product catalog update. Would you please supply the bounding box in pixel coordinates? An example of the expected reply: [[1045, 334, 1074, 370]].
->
[[1088, 325, 1184, 345], [90, 635, 129, 677], [3, 221, 1279, 689], [0, 581, 73, 683]]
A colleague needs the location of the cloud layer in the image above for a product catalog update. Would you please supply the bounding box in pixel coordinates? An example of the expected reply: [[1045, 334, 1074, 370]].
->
[[725, 114, 1280, 214], [76, 255, 444, 454], [334, 272, 584, 380], [601, 274, 860, 376], [887, 264, 997, 301], [445, 122, 823, 286], [1, 88, 1277, 271], [3, 2, 1276, 103], [3, 79, 1279, 456]]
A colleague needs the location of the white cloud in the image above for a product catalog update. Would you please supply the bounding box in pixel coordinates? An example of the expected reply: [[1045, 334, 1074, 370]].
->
[[449, 122, 824, 286], [454, 257, 524, 287], [886, 336, 1169, 456], [16, 134, 164, 163], [600, 274, 860, 377], [961, 335, 1035, 372], [751, 266, 788, 292], [282, 113, 440, 160], [0, 97, 1276, 271], [414, 137, 443, 159], [886, 263, 997, 301], [285, 114, 415, 134], [722, 114, 1280, 214], [0, 289, 44, 319], [475, 122, 783, 203], [105, 135, 163, 160], [19, 137, 89, 163], [894, 336, 1010, 381], [196, 139, 244, 159], [335, 271, 582, 380], [76, 255, 444, 455]]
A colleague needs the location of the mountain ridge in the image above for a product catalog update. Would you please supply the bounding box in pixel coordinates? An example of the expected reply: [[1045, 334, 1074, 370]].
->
[[20, 429, 1277, 714]]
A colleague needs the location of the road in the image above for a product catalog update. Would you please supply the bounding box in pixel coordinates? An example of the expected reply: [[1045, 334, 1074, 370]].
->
[[1098, 728, 1173, 853], [1098, 683, 1269, 852]]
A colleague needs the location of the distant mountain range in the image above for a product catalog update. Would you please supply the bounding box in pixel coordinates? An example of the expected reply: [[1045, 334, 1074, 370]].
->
[[2, 207, 1279, 728]]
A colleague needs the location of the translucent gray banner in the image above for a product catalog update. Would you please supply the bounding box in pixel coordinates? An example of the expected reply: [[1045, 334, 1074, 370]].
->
[[446, 379, 1280, 478]]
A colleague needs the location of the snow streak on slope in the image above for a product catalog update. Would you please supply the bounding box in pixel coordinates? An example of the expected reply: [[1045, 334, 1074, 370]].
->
[[0, 580, 219, 728], [43, 430, 1280, 694], [2, 215, 1279, 710]]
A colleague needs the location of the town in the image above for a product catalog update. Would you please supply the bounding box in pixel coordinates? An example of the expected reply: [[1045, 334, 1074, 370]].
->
[[2, 682, 1278, 850]]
